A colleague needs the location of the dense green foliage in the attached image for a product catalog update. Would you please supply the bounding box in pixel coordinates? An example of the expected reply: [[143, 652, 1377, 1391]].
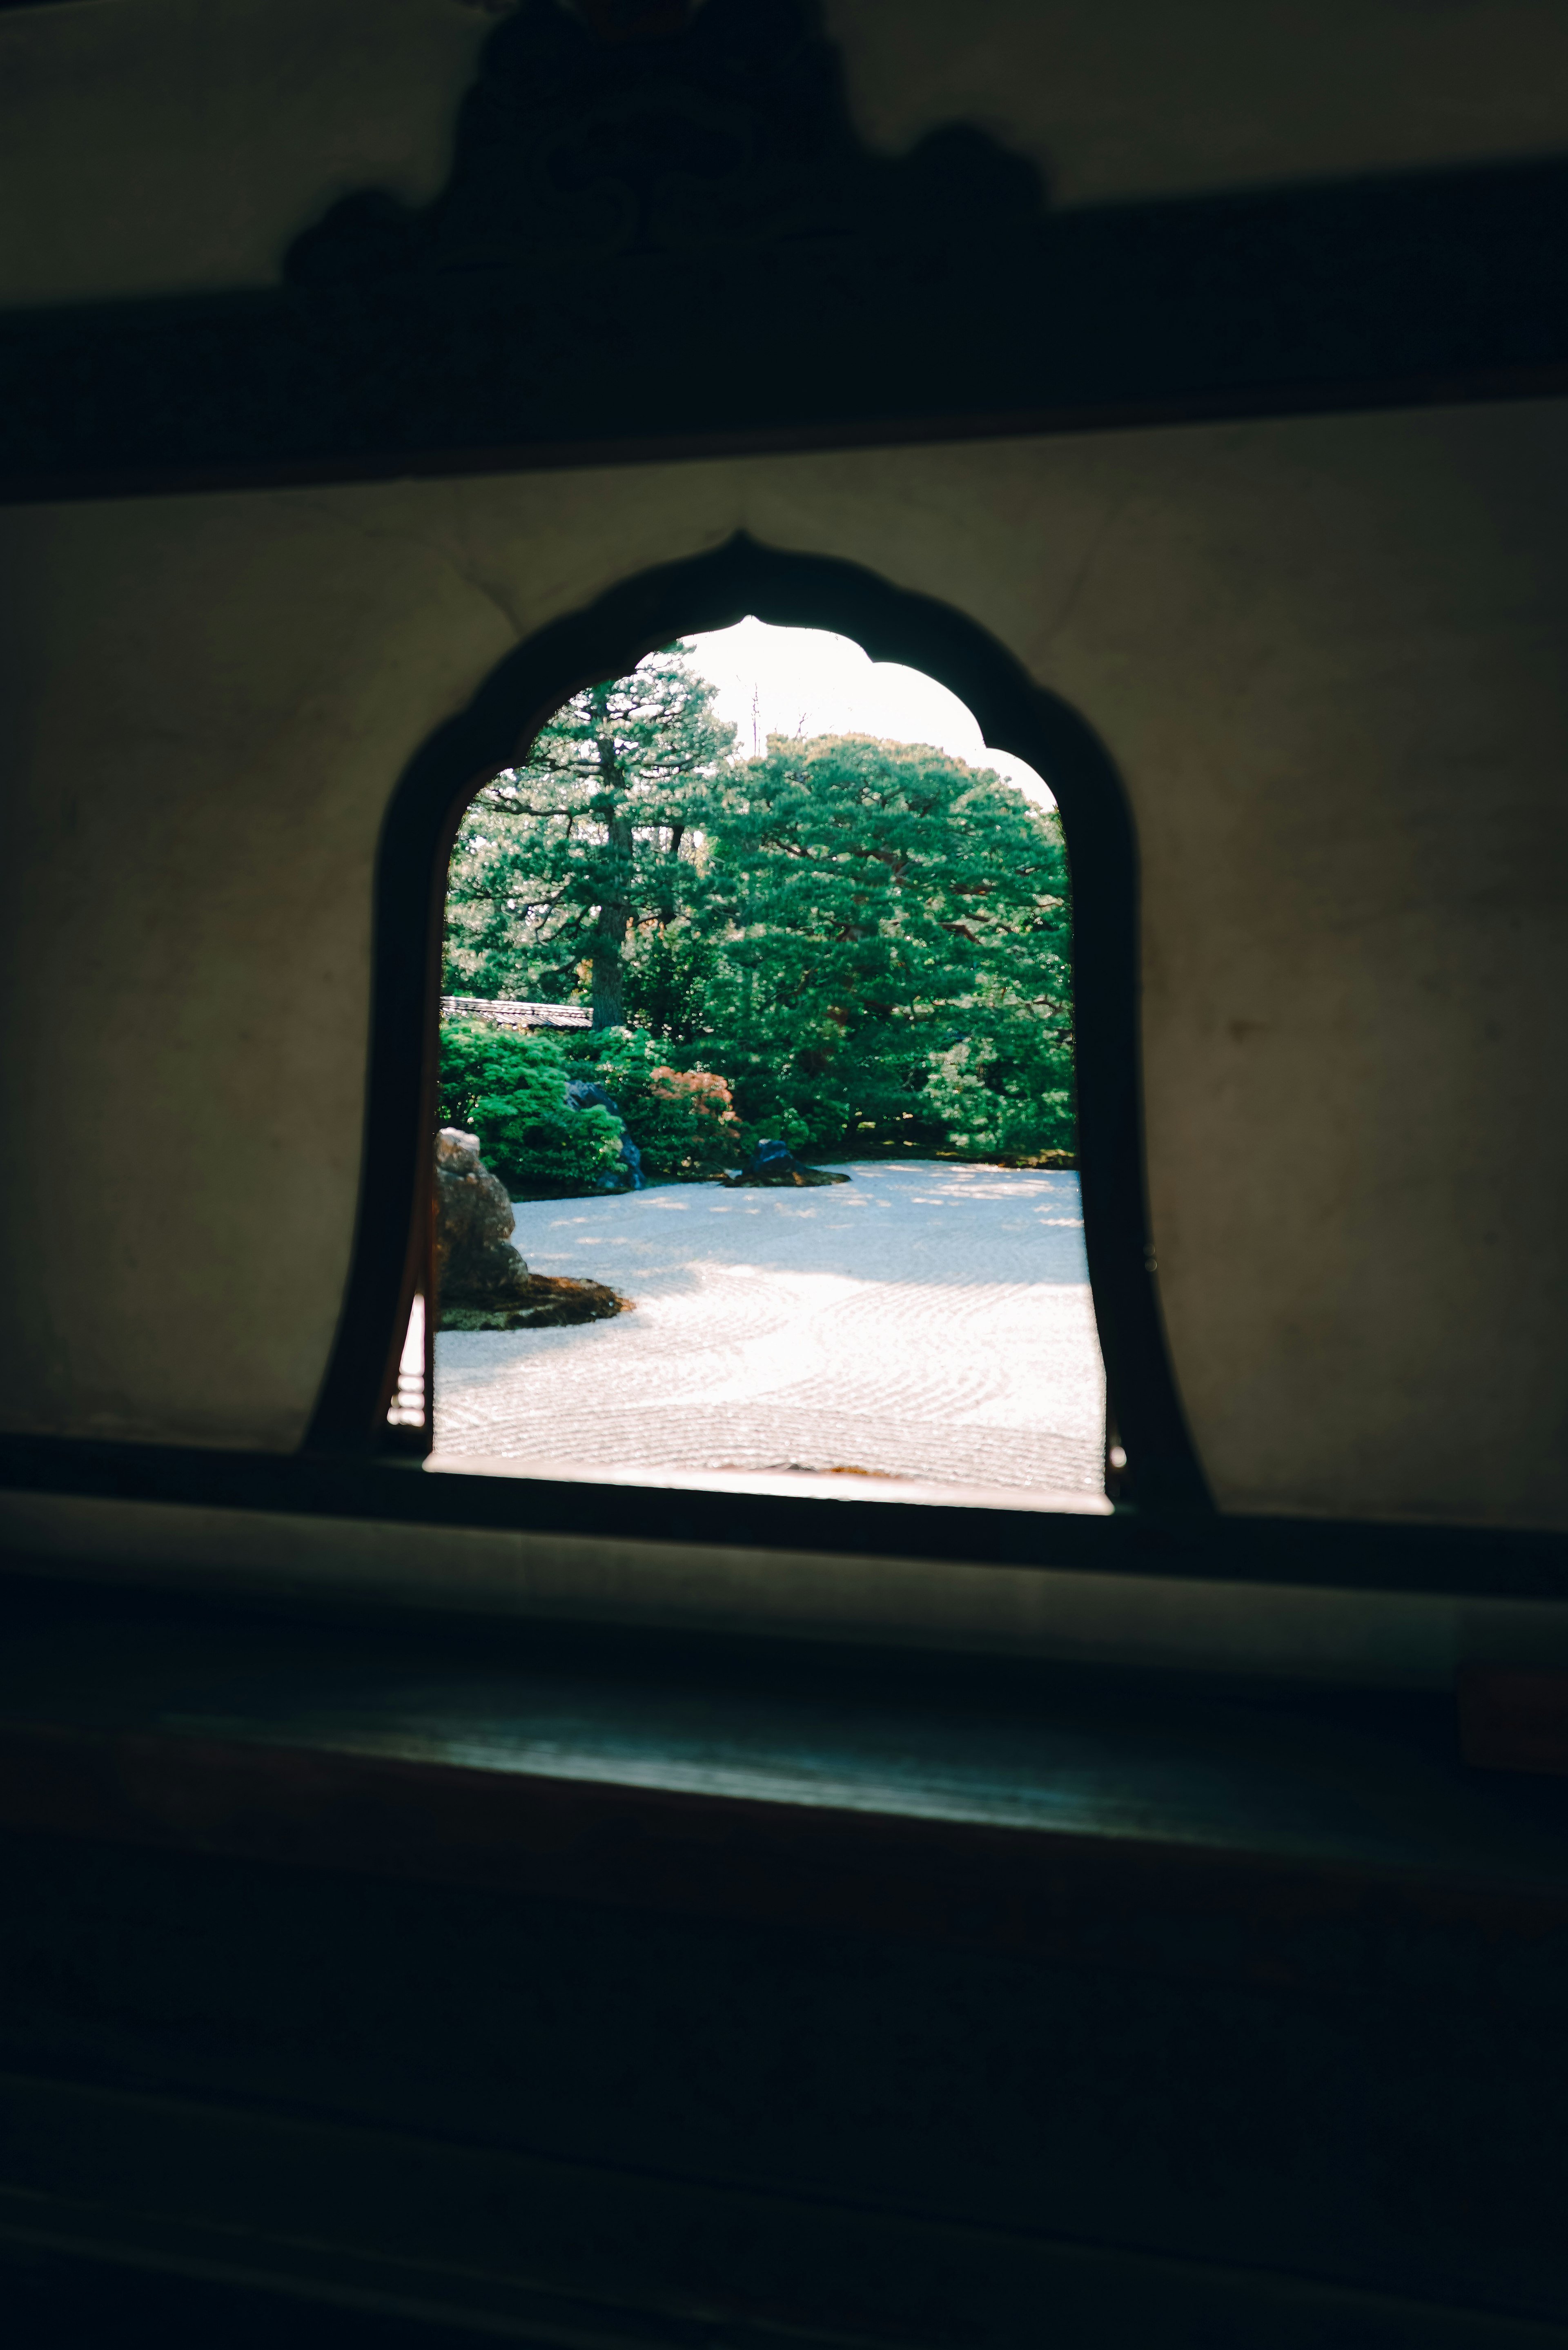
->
[[437, 1021, 623, 1196], [690, 733, 1073, 1156], [443, 645, 1076, 1183], [566, 1027, 741, 1179]]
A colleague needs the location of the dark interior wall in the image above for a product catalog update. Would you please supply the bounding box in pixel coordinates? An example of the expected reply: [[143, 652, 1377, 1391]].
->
[[3, 11, 1567, 2348], [1, 0, 1566, 1533], [2, 408, 1566, 1525]]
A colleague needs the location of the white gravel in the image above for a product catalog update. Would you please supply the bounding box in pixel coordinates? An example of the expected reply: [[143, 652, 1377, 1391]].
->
[[432, 1162, 1106, 1500]]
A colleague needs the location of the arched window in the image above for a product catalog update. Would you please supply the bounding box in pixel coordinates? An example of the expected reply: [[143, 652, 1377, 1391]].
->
[[308, 537, 1207, 1517]]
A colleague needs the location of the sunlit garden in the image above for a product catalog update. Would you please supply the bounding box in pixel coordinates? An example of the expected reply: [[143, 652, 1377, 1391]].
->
[[430, 624, 1103, 1497], [439, 637, 1076, 1195]]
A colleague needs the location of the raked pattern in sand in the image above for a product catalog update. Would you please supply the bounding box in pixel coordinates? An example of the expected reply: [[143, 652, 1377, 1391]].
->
[[433, 1162, 1106, 1495]]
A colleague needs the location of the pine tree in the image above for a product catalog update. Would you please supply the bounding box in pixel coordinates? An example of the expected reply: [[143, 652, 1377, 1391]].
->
[[690, 734, 1074, 1156], [443, 648, 735, 1027]]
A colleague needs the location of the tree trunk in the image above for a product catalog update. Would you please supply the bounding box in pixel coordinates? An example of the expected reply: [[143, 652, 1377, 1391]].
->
[[591, 808, 634, 1029], [590, 926, 627, 1028]]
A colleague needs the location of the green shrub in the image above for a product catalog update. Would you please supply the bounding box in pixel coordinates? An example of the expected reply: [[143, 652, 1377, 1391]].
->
[[438, 1019, 624, 1196], [567, 1027, 742, 1177], [923, 1032, 1076, 1163]]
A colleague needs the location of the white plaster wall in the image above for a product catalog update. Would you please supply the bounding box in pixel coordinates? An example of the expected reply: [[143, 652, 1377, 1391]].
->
[[3, 0, 1568, 306], [1, 403, 1565, 1525], [825, 0, 1568, 206], [0, 0, 488, 307]]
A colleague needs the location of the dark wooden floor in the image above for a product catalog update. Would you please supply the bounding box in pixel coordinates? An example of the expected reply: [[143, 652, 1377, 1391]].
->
[[1, 1568, 1565, 2347]]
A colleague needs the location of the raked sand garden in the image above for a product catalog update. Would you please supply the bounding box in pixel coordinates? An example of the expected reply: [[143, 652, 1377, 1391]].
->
[[433, 1162, 1106, 1502]]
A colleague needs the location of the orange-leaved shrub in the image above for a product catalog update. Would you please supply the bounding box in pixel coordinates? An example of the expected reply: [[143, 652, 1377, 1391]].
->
[[568, 1029, 742, 1179], [638, 1065, 741, 1176]]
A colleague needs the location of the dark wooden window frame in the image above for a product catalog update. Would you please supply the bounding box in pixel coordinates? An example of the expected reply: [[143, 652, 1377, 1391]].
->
[[306, 531, 1207, 1519]]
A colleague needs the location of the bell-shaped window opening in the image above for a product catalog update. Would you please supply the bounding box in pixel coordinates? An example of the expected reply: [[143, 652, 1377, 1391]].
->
[[311, 540, 1204, 1519]]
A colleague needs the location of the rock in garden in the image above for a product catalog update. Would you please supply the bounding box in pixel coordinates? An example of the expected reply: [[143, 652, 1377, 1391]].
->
[[723, 1138, 850, 1188], [434, 1127, 533, 1304], [439, 1275, 632, 1332], [434, 1128, 631, 1331], [566, 1077, 645, 1190]]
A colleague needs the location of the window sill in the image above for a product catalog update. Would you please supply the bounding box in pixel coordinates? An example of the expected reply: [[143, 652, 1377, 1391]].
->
[[1, 1581, 1567, 1948]]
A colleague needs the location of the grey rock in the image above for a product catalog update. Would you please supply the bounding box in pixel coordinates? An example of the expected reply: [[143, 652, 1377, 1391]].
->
[[724, 1139, 850, 1188], [434, 1127, 532, 1304]]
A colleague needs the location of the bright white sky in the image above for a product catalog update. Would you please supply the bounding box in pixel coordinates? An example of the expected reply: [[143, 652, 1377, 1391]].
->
[[681, 617, 1056, 808]]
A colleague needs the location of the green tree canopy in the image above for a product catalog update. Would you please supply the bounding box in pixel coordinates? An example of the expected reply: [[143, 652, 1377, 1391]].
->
[[445, 679, 1076, 1168], [443, 647, 733, 1028], [687, 734, 1074, 1154]]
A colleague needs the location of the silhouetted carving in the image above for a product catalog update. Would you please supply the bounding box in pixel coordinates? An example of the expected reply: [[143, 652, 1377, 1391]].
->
[[285, 0, 1044, 290], [1, 0, 1565, 495]]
